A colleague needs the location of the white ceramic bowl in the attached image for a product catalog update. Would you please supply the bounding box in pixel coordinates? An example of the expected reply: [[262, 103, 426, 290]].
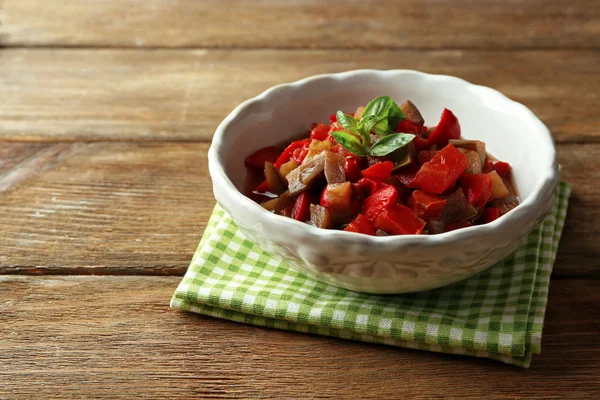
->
[[208, 70, 558, 294]]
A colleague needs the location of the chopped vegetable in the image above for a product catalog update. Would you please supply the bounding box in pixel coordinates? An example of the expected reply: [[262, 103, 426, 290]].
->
[[412, 144, 468, 195], [374, 204, 426, 235], [459, 174, 493, 207], [407, 190, 447, 219], [244, 95, 520, 235], [309, 204, 333, 229], [427, 109, 461, 148], [344, 214, 377, 235], [488, 170, 510, 199]]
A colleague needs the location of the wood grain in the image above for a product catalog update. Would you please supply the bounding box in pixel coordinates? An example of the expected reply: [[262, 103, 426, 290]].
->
[[0, 275, 599, 399], [0, 141, 596, 278], [1, 0, 599, 50], [0, 49, 599, 143]]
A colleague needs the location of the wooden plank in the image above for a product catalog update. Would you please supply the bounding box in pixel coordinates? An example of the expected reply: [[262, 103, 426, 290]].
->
[[0, 49, 599, 143], [0, 276, 599, 399], [1, 0, 599, 50], [0, 142, 596, 277]]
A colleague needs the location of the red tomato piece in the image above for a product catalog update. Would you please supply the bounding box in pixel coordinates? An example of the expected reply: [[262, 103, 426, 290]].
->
[[274, 139, 310, 168], [481, 207, 501, 224], [344, 158, 362, 183], [396, 119, 422, 134], [344, 214, 377, 235], [311, 123, 332, 141], [407, 190, 447, 219], [459, 174, 493, 207], [362, 161, 394, 181], [445, 220, 472, 231], [374, 204, 426, 235], [418, 150, 438, 166], [412, 145, 468, 195], [291, 192, 312, 222], [491, 161, 511, 178], [427, 109, 461, 148], [245, 146, 281, 170], [363, 185, 398, 221]]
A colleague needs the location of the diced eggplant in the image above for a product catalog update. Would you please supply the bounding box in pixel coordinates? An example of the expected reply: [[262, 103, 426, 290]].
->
[[489, 195, 520, 215], [287, 152, 327, 195], [321, 182, 352, 225], [279, 160, 299, 177], [459, 149, 482, 175], [309, 204, 333, 229], [400, 100, 425, 126], [369, 141, 417, 170], [375, 229, 390, 236], [442, 188, 478, 223], [264, 161, 287, 195], [260, 197, 278, 212], [274, 190, 294, 215], [449, 139, 486, 165], [488, 170, 510, 199], [324, 151, 346, 184], [426, 219, 446, 234], [305, 139, 332, 160]]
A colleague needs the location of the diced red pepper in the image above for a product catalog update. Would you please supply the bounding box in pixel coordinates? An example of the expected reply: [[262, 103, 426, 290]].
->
[[344, 214, 377, 236], [245, 146, 281, 170], [394, 164, 420, 188], [413, 136, 430, 152], [412, 144, 468, 195], [363, 185, 398, 221], [291, 192, 312, 222], [482, 159, 494, 173], [418, 150, 438, 166], [481, 207, 501, 224], [254, 180, 270, 193], [344, 158, 362, 183], [427, 109, 461, 148], [491, 161, 511, 178], [352, 178, 385, 199], [291, 145, 310, 165], [311, 123, 332, 141], [274, 139, 310, 168], [362, 161, 394, 181], [407, 190, 447, 219], [374, 204, 426, 235], [396, 119, 422, 134], [329, 114, 337, 124], [459, 174, 493, 207], [445, 220, 472, 231]]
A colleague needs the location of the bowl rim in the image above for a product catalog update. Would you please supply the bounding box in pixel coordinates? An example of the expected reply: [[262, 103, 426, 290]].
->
[[208, 69, 559, 247]]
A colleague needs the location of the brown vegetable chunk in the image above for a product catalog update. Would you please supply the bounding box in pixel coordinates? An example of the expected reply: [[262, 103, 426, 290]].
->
[[449, 139, 486, 165], [460, 149, 482, 175], [489, 195, 520, 215], [287, 152, 327, 195], [264, 161, 287, 195], [400, 100, 425, 126], [324, 151, 346, 184], [309, 204, 333, 229], [442, 188, 478, 223], [488, 170, 510, 199]]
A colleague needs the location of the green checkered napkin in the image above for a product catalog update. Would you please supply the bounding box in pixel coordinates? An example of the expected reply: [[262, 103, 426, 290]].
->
[[171, 183, 570, 367]]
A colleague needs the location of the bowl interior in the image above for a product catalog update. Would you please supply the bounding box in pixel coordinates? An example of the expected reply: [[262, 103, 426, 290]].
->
[[219, 71, 554, 203]]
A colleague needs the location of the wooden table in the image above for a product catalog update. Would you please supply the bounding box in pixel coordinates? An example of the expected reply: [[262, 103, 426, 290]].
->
[[1, 1, 599, 398]]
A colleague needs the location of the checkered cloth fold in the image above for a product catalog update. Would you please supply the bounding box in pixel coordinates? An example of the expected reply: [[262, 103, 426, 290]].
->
[[171, 183, 570, 367]]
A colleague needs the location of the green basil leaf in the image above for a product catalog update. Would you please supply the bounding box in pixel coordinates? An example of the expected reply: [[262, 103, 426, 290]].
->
[[361, 96, 405, 136], [330, 131, 368, 157], [368, 133, 415, 156], [336, 111, 358, 132]]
